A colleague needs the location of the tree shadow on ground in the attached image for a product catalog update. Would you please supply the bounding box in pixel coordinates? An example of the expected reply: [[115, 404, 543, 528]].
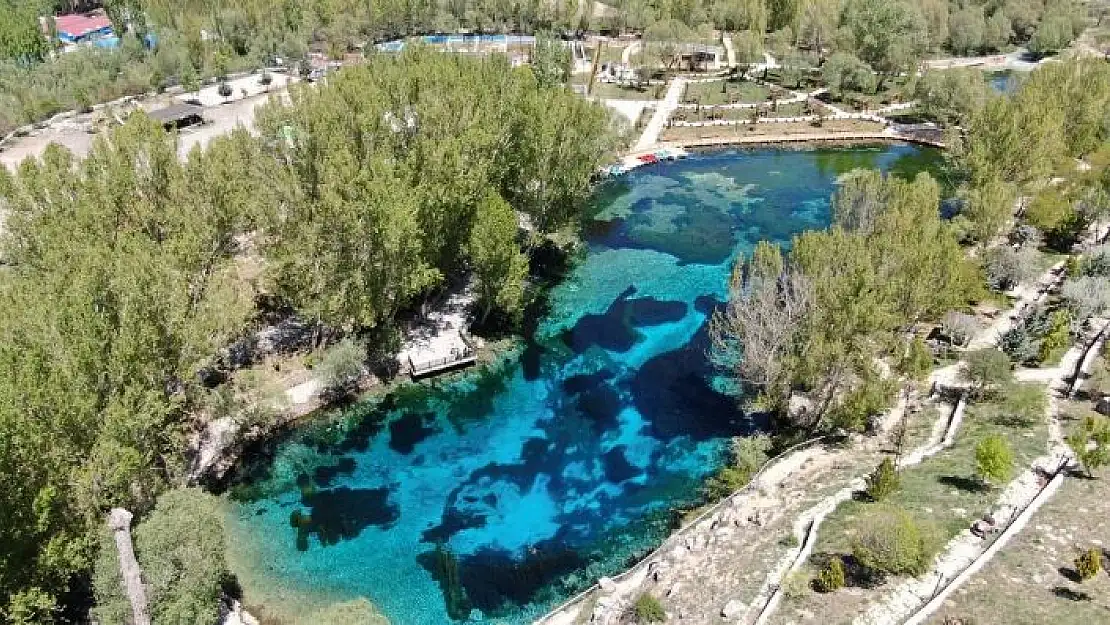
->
[[809, 552, 885, 589], [939, 475, 988, 492], [1058, 566, 1083, 584], [1052, 585, 1092, 601]]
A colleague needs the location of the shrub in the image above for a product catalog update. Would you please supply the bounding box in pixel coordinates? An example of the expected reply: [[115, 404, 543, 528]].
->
[[975, 434, 1013, 486], [982, 245, 1040, 291], [998, 325, 1039, 364], [1066, 414, 1110, 477], [1084, 244, 1110, 277], [815, 557, 846, 593], [853, 507, 937, 577], [1037, 309, 1072, 364], [1075, 548, 1102, 581], [1062, 276, 1110, 321], [941, 311, 981, 347], [866, 457, 900, 502], [703, 434, 771, 500], [633, 593, 665, 622], [962, 348, 1013, 398], [218, 81, 233, 97], [318, 338, 365, 391]]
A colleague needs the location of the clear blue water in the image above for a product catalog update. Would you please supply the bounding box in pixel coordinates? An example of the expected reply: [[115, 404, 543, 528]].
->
[[224, 145, 941, 624]]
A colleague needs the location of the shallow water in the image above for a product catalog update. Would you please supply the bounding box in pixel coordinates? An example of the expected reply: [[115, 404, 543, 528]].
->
[[987, 70, 1022, 95], [224, 145, 941, 624]]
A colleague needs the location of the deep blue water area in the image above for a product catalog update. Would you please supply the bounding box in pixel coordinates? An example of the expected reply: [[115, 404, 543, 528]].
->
[[224, 145, 942, 625]]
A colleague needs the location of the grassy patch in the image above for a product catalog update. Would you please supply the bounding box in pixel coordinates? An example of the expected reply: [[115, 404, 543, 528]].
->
[[929, 473, 1110, 624], [571, 74, 664, 100], [815, 385, 1049, 557], [682, 79, 770, 105], [773, 385, 1051, 624]]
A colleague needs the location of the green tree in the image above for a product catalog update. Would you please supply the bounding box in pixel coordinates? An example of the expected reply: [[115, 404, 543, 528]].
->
[[865, 457, 900, 502], [984, 11, 1013, 51], [732, 29, 764, 75], [1066, 414, 1110, 477], [822, 51, 876, 98], [1028, 12, 1075, 58], [531, 30, 571, 88], [948, 7, 985, 55], [975, 434, 1014, 486], [914, 69, 990, 127], [815, 557, 846, 592], [0, 1, 49, 63], [469, 191, 528, 323], [92, 489, 229, 625], [959, 177, 1015, 245], [831, 169, 887, 233], [841, 0, 928, 75]]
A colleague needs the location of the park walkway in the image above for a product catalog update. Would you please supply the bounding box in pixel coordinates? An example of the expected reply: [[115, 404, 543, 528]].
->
[[634, 76, 686, 150]]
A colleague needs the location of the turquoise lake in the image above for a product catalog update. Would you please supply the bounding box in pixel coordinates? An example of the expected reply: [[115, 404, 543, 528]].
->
[[224, 145, 942, 624]]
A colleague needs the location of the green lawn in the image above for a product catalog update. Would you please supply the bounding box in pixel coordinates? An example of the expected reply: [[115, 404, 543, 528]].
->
[[813, 385, 1049, 559], [772, 383, 1052, 625], [682, 79, 770, 105]]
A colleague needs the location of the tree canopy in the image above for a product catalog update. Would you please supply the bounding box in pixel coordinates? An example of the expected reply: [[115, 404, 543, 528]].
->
[[0, 48, 616, 620]]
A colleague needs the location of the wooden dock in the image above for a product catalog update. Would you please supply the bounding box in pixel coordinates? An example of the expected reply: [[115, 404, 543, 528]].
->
[[407, 333, 477, 378]]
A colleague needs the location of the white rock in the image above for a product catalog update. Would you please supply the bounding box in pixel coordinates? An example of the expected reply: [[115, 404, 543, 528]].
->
[[598, 577, 616, 593], [721, 598, 746, 618]]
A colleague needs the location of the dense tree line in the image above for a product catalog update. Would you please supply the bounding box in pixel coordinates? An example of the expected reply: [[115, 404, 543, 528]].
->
[[711, 170, 981, 432], [0, 48, 615, 622], [712, 56, 1110, 437], [0, 0, 1090, 135]]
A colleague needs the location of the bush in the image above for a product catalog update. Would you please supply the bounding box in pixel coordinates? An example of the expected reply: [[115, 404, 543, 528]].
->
[[1036, 309, 1072, 364], [942, 311, 981, 347], [703, 434, 771, 500], [1084, 244, 1110, 277], [218, 81, 233, 97], [852, 507, 937, 577], [962, 348, 1013, 398], [1064, 277, 1110, 319], [866, 457, 900, 502], [1075, 547, 1102, 581], [982, 246, 1040, 292], [815, 557, 846, 593], [1066, 414, 1110, 477], [317, 338, 365, 391], [975, 434, 1013, 486], [633, 593, 665, 622]]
